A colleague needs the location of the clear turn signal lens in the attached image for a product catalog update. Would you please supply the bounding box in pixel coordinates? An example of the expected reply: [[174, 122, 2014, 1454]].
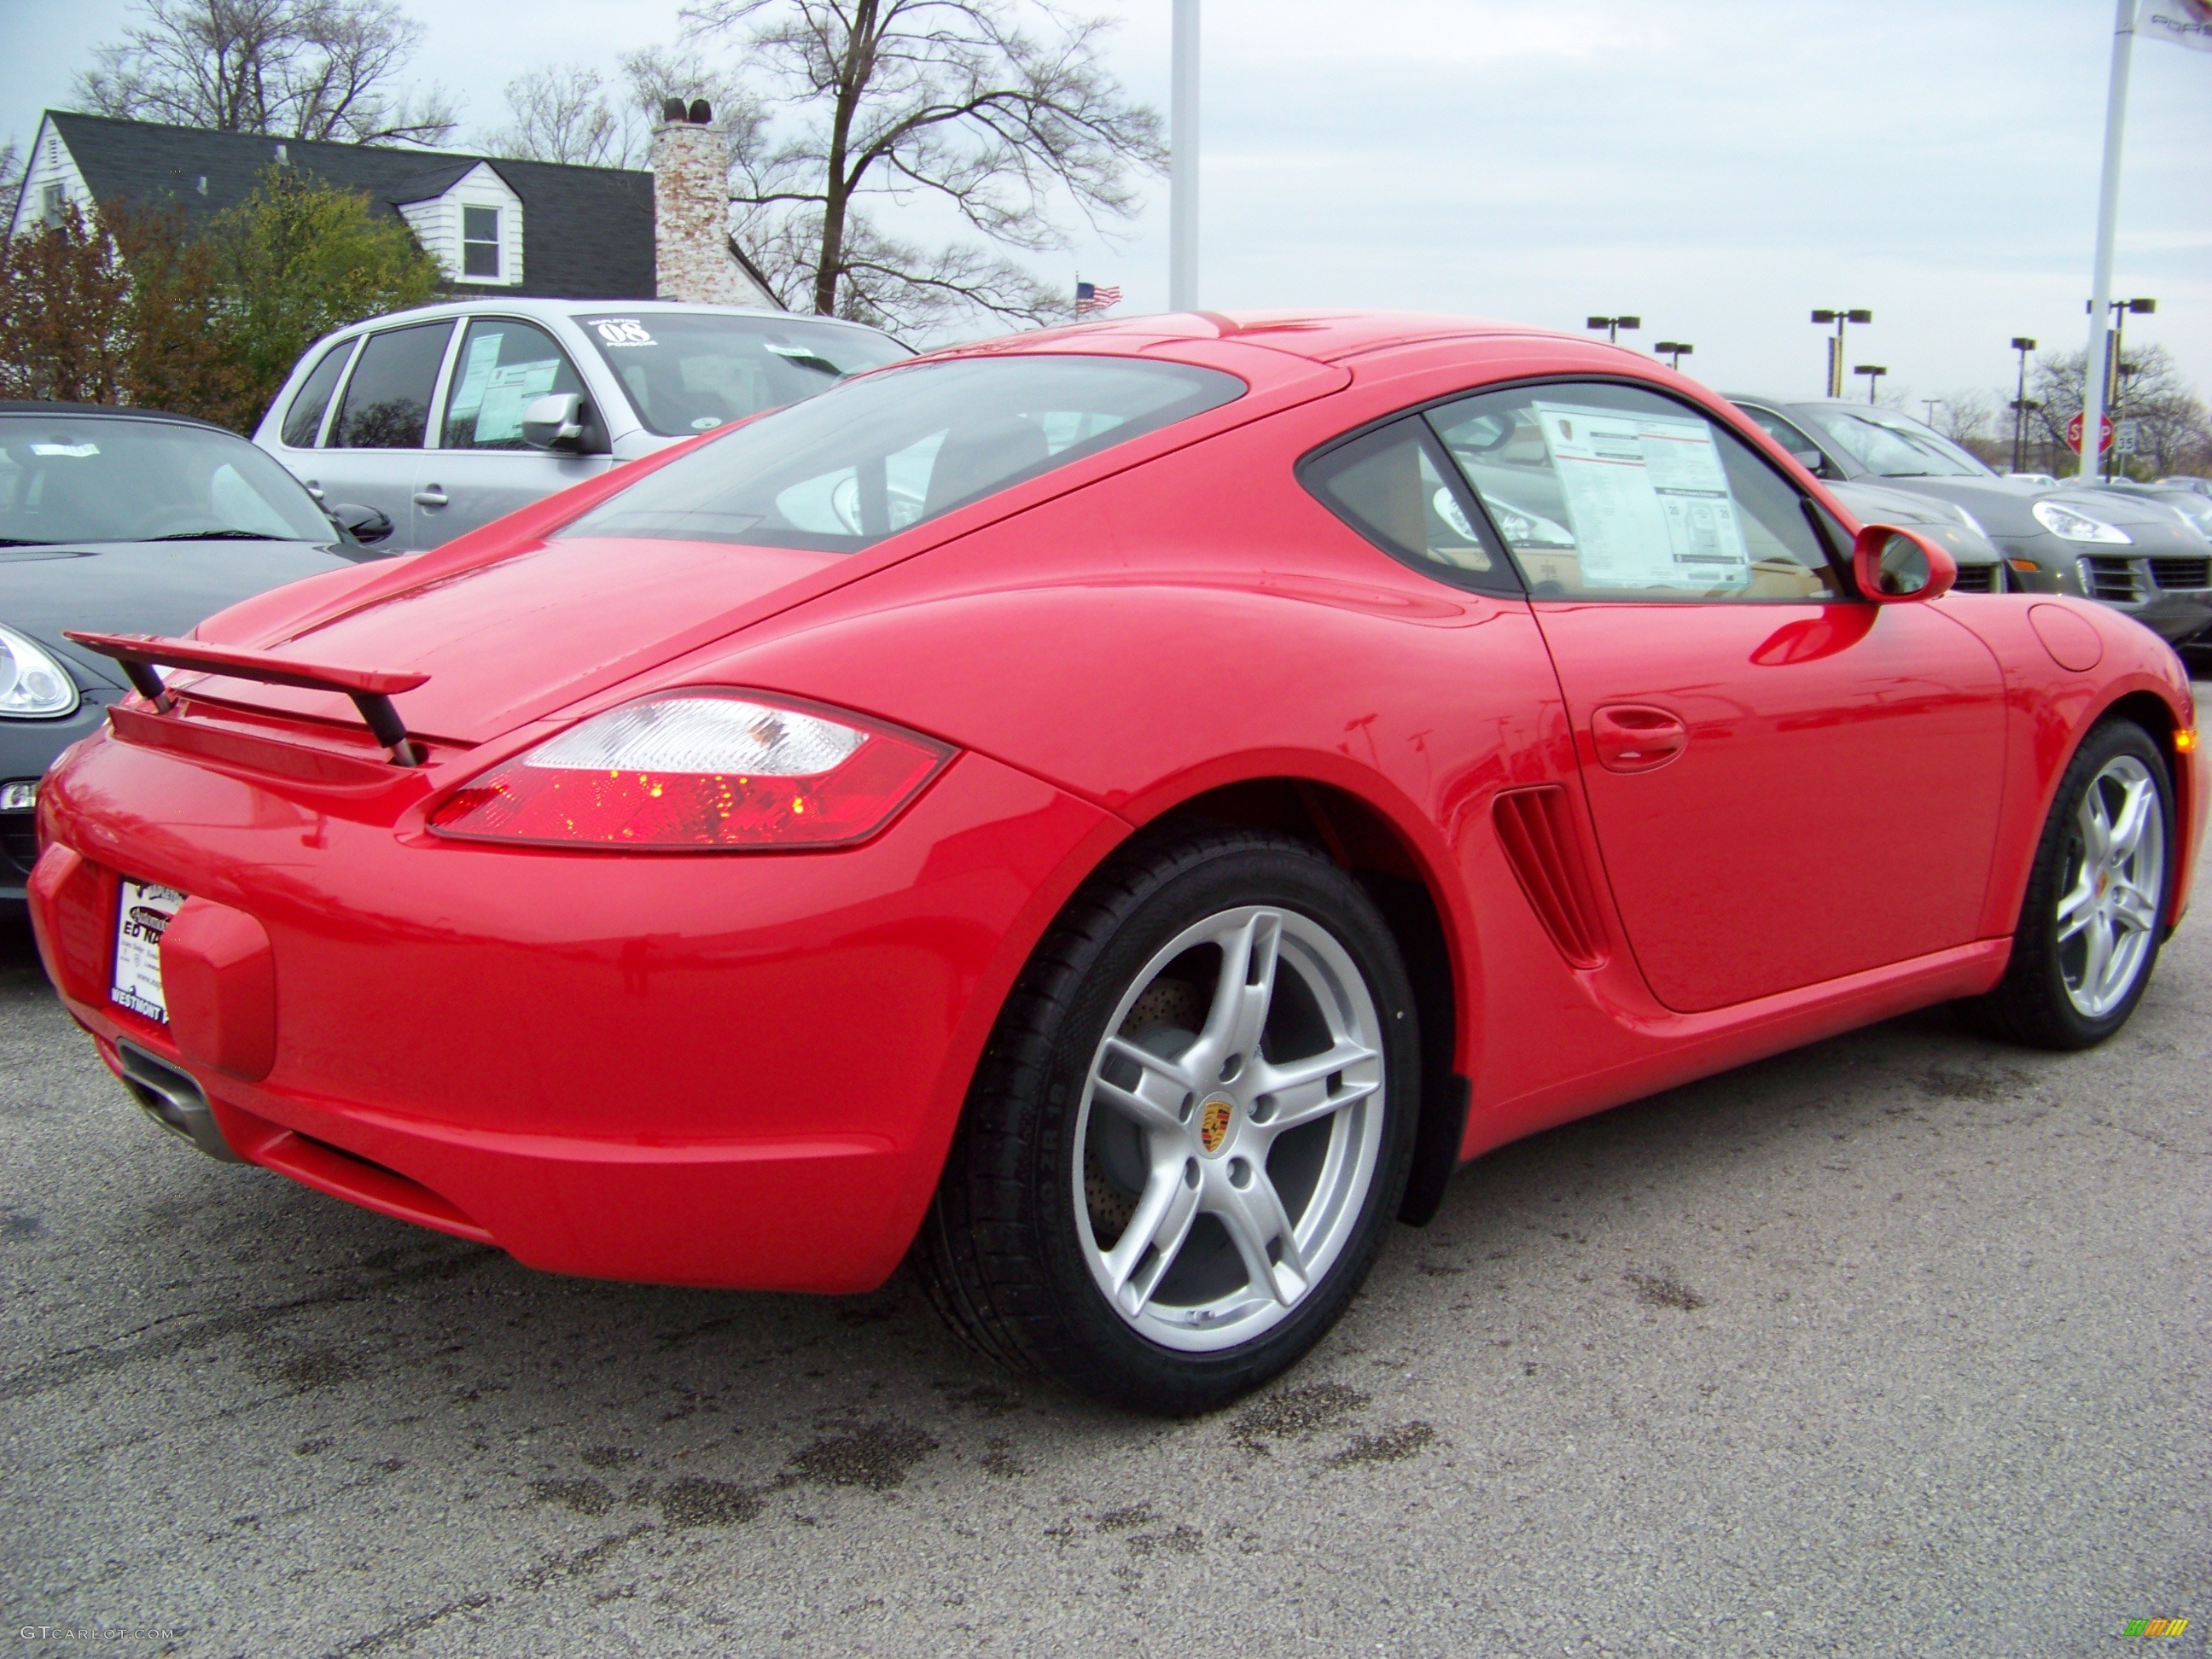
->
[[429, 692, 954, 850]]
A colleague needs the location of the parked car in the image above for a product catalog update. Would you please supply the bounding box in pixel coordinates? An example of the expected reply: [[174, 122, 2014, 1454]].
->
[[1824, 479, 2005, 591], [1730, 395, 2212, 643], [2076, 476, 2212, 537], [31, 316, 2202, 1414], [253, 300, 913, 552], [2, 401, 395, 917], [2159, 476, 2211, 498]]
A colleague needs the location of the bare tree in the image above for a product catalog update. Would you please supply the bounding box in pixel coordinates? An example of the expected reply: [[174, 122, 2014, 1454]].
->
[[0, 140, 22, 221], [75, 0, 457, 146], [2029, 344, 2212, 480], [683, 0, 1162, 335], [484, 48, 754, 170], [483, 66, 632, 166]]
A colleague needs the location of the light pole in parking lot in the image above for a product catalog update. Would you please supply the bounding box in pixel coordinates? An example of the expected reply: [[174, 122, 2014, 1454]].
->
[[1169, 0, 1199, 311], [1854, 364, 1888, 404], [1587, 315, 1640, 345], [2009, 336, 2038, 473], [1653, 341, 1693, 369], [1812, 308, 1871, 397]]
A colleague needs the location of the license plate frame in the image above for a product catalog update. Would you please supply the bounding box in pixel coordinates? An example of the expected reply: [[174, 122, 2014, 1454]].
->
[[113, 878, 187, 1023]]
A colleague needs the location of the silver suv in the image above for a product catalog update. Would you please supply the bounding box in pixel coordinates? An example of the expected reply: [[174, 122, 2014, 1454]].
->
[[253, 300, 911, 551]]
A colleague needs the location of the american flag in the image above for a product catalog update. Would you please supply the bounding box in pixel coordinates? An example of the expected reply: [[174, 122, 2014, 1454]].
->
[[1074, 281, 1122, 317]]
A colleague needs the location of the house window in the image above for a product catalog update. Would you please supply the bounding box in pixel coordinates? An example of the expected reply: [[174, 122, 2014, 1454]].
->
[[41, 183, 66, 227], [462, 206, 501, 278]]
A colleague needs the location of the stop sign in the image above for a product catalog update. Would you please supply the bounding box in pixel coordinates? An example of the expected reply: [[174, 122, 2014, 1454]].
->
[[2066, 411, 2116, 455]]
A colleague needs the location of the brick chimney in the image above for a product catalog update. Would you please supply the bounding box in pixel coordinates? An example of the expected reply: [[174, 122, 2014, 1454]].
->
[[651, 99, 773, 306]]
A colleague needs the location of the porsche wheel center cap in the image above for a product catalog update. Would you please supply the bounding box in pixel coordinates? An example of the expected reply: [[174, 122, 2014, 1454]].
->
[[1197, 1093, 1237, 1155]]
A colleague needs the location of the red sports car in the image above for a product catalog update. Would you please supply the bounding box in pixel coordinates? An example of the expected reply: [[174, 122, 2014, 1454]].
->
[[27, 313, 2203, 1413]]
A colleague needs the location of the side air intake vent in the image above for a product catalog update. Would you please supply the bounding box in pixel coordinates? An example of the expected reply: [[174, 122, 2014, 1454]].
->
[[1492, 786, 1608, 969]]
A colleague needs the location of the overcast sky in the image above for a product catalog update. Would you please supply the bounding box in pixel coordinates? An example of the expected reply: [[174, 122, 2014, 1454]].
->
[[4, 0, 2208, 415]]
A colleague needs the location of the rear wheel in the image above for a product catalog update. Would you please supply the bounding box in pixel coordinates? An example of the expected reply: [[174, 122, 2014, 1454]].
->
[[915, 826, 1418, 1414], [1975, 719, 2174, 1050]]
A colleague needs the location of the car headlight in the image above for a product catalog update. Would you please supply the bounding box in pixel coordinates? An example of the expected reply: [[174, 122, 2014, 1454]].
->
[[428, 691, 954, 850], [0, 624, 82, 718], [2032, 500, 2131, 544]]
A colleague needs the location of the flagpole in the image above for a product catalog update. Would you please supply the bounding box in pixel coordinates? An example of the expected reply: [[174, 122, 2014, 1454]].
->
[[1169, 0, 1200, 312], [2080, 0, 2138, 480]]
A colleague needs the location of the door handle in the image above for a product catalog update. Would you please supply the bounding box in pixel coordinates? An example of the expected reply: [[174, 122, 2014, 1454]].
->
[[413, 486, 448, 508], [1590, 704, 1688, 774]]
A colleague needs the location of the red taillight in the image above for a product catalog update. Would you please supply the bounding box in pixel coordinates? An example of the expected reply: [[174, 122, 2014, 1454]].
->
[[428, 692, 953, 850]]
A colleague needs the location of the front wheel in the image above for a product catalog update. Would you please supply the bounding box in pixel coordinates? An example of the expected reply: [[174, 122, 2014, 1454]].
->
[[915, 826, 1419, 1414], [1975, 718, 2175, 1050]]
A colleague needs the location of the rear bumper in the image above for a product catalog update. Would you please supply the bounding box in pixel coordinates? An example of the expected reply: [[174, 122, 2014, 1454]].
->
[[30, 731, 1117, 1292]]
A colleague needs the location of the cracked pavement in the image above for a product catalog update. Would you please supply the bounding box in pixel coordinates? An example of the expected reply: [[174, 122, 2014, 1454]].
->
[[3, 748, 2208, 1655]]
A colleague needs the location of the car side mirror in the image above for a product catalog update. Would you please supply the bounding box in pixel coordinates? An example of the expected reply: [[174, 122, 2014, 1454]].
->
[[1853, 523, 1956, 603], [328, 502, 393, 545], [521, 393, 590, 453], [1790, 448, 1827, 473]]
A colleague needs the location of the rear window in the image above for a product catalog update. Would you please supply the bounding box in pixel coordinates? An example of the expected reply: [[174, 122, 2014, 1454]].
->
[[576, 312, 912, 437], [557, 355, 1245, 553]]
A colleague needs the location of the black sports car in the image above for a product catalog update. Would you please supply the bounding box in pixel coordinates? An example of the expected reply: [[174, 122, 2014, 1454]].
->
[[2, 402, 394, 915]]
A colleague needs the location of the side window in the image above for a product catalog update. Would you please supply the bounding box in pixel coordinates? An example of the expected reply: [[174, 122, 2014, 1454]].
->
[[1298, 417, 1519, 595], [279, 339, 356, 449], [441, 319, 586, 451], [331, 322, 454, 450], [1741, 405, 1824, 463], [1429, 382, 1847, 602]]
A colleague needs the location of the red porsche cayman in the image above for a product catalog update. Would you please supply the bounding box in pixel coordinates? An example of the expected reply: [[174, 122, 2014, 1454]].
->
[[28, 313, 2203, 1413]]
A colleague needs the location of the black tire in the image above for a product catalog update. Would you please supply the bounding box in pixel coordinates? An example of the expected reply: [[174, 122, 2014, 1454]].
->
[[913, 824, 1420, 1415], [1972, 718, 2175, 1051]]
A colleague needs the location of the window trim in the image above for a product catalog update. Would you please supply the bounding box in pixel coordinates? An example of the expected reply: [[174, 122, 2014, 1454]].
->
[[1307, 374, 1858, 606], [461, 205, 502, 280]]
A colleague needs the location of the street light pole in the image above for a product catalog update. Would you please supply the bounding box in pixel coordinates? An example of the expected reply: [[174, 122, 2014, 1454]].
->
[[1854, 364, 1889, 404], [1168, 0, 1200, 312], [2009, 335, 2037, 473], [1923, 399, 1943, 428], [1811, 308, 1872, 397], [2080, 0, 2137, 480], [1653, 341, 1694, 370], [1586, 315, 1640, 345]]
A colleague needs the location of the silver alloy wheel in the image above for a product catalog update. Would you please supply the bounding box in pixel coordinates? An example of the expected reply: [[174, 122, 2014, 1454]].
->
[[2057, 754, 2167, 1018], [1072, 905, 1387, 1353]]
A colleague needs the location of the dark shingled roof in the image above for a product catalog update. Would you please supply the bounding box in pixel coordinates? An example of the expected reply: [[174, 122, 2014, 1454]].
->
[[44, 111, 655, 301]]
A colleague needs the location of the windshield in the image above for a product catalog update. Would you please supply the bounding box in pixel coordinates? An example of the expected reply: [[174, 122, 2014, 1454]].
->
[[1797, 406, 1990, 479], [557, 355, 1246, 553], [575, 312, 914, 437], [0, 414, 331, 546]]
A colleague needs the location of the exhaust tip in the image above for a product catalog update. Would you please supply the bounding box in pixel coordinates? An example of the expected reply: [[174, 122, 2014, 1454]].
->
[[116, 1042, 242, 1163]]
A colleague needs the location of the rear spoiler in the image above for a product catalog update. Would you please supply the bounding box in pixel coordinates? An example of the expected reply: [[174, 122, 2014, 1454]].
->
[[64, 631, 430, 765]]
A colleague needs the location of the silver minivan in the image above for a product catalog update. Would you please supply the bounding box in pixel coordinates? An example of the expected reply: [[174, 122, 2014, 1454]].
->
[[253, 300, 911, 551]]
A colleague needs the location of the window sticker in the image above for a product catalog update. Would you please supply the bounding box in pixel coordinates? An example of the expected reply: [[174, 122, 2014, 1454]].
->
[[474, 359, 564, 445], [446, 333, 504, 422], [31, 442, 100, 457], [1531, 401, 1749, 590], [587, 317, 655, 348]]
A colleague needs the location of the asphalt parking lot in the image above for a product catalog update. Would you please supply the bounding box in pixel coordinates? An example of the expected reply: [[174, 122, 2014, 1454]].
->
[[4, 757, 2209, 1656]]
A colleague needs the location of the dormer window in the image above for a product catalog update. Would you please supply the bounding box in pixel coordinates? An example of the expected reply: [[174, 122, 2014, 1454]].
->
[[463, 206, 501, 278]]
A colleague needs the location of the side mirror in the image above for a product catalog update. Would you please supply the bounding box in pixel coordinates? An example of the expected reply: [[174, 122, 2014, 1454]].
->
[[521, 393, 589, 453], [1790, 448, 1827, 473], [1853, 522, 1957, 603], [328, 502, 393, 545]]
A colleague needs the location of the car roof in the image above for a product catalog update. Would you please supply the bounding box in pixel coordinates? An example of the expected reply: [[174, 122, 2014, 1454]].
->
[[323, 296, 893, 336], [929, 310, 1586, 367], [0, 399, 233, 433]]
